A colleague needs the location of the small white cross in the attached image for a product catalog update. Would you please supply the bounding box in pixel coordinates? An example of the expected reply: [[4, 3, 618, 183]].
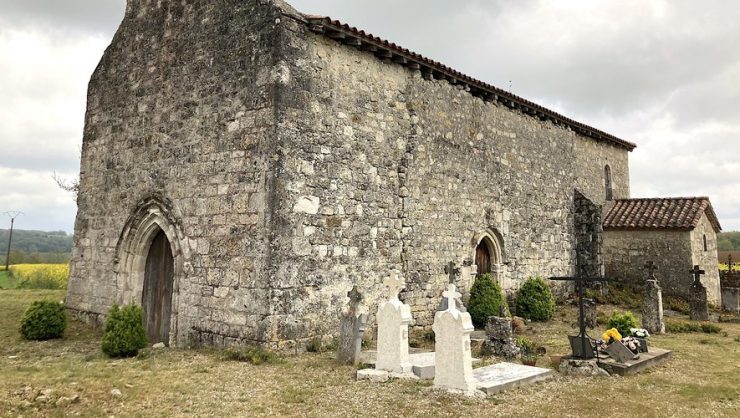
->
[[383, 273, 405, 301], [442, 283, 461, 311]]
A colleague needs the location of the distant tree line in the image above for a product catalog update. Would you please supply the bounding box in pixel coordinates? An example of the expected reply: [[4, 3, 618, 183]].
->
[[717, 231, 740, 251], [0, 229, 73, 265]]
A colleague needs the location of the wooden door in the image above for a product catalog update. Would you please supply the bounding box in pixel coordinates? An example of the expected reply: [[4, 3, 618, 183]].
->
[[142, 230, 174, 345], [476, 241, 491, 275]]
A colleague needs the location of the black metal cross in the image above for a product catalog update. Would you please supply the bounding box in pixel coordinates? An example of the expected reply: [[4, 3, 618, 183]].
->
[[549, 274, 612, 359], [690, 265, 706, 285]]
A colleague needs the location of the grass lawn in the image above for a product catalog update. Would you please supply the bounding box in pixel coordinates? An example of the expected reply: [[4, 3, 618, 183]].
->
[[1, 290, 739, 417], [0, 270, 17, 289]]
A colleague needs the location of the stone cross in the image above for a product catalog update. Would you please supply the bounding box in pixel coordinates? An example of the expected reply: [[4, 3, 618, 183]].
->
[[728, 254, 734, 273], [689, 265, 709, 321], [444, 261, 461, 284], [337, 285, 368, 365], [642, 261, 665, 334], [690, 265, 706, 285], [645, 261, 658, 280], [437, 264, 467, 312], [383, 273, 404, 301], [442, 283, 461, 311], [376, 273, 413, 374], [432, 283, 476, 394]]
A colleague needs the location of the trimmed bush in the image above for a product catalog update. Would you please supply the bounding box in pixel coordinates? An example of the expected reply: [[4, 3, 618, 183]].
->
[[515, 277, 555, 322], [607, 311, 639, 336], [101, 304, 148, 358], [468, 273, 509, 328], [20, 300, 66, 340]]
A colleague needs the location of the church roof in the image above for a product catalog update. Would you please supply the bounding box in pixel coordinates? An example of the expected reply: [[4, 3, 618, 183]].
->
[[301, 14, 637, 152], [603, 197, 722, 233]]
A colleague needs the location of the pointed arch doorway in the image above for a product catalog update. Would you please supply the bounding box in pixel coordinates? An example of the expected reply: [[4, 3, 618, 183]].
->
[[472, 230, 505, 285], [476, 240, 492, 275], [142, 229, 174, 345]]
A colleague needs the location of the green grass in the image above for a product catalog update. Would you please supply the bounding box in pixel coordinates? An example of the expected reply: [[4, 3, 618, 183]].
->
[[0, 270, 17, 289], [0, 290, 738, 417]]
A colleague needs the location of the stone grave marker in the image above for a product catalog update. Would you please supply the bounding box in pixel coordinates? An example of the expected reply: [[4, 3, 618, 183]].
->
[[688, 265, 709, 321], [437, 262, 467, 312], [337, 285, 368, 365], [432, 283, 477, 394], [376, 273, 413, 374], [484, 316, 520, 358], [605, 341, 638, 363], [642, 261, 665, 334]]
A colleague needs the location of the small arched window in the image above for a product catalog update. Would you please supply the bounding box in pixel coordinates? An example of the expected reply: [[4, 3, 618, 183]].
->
[[703, 234, 708, 252], [604, 165, 613, 201]]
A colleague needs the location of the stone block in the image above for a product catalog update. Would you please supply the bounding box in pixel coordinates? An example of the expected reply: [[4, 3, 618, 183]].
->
[[356, 369, 389, 383]]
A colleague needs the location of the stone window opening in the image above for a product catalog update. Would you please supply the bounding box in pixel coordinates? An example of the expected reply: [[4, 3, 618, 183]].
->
[[703, 234, 708, 252], [604, 165, 613, 201]]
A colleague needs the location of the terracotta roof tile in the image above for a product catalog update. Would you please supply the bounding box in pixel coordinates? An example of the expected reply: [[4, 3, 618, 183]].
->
[[603, 197, 721, 233]]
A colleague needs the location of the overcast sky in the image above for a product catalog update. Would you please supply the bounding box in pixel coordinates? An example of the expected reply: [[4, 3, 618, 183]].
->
[[1, 0, 739, 232]]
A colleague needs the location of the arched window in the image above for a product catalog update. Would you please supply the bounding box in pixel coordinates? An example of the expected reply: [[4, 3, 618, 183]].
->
[[604, 165, 613, 201], [703, 234, 708, 252]]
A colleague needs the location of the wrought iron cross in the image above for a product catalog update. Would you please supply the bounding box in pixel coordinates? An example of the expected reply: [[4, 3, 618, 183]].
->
[[645, 261, 658, 280], [550, 274, 612, 359], [690, 265, 706, 285]]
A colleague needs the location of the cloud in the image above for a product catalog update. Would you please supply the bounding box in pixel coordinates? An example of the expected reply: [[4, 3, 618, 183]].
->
[[0, 0, 124, 36], [0, 167, 77, 232], [2, 0, 739, 231]]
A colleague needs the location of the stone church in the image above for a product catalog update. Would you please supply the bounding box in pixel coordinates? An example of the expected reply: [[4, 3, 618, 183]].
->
[[65, 0, 712, 349]]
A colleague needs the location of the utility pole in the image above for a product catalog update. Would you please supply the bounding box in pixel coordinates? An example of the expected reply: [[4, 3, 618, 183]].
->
[[4, 211, 23, 271]]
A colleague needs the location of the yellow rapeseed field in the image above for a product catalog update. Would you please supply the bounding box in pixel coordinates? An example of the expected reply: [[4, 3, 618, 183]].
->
[[9, 264, 69, 289]]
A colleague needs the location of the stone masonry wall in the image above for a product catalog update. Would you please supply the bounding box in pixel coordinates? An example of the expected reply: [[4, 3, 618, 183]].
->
[[69, 0, 634, 348], [573, 136, 630, 205], [690, 214, 721, 303], [603, 229, 702, 301], [67, 0, 289, 347], [277, 16, 632, 332]]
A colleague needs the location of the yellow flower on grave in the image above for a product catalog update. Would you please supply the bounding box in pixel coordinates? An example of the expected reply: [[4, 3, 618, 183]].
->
[[601, 328, 622, 343]]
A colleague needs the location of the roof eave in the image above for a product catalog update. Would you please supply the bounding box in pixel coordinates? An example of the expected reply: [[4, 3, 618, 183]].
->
[[303, 15, 637, 152]]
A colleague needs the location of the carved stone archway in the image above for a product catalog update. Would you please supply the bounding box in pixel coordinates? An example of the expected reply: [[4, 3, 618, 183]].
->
[[471, 229, 506, 287], [114, 195, 186, 346]]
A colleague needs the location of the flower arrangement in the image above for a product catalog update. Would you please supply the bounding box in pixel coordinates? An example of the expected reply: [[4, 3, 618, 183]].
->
[[621, 336, 641, 353], [630, 328, 650, 339], [601, 328, 622, 343]]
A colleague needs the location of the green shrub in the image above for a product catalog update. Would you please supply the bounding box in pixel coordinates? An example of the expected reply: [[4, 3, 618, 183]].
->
[[468, 273, 509, 328], [224, 346, 281, 365], [19, 300, 66, 340], [101, 304, 148, 358], [666, 321, 722, 334], [607, 311, 639, 336], [515, 277, 555, 322]]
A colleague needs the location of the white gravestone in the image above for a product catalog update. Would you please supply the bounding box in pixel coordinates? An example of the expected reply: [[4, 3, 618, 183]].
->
[[433, 284, 477, 394], [376, 273, 413, 374]]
